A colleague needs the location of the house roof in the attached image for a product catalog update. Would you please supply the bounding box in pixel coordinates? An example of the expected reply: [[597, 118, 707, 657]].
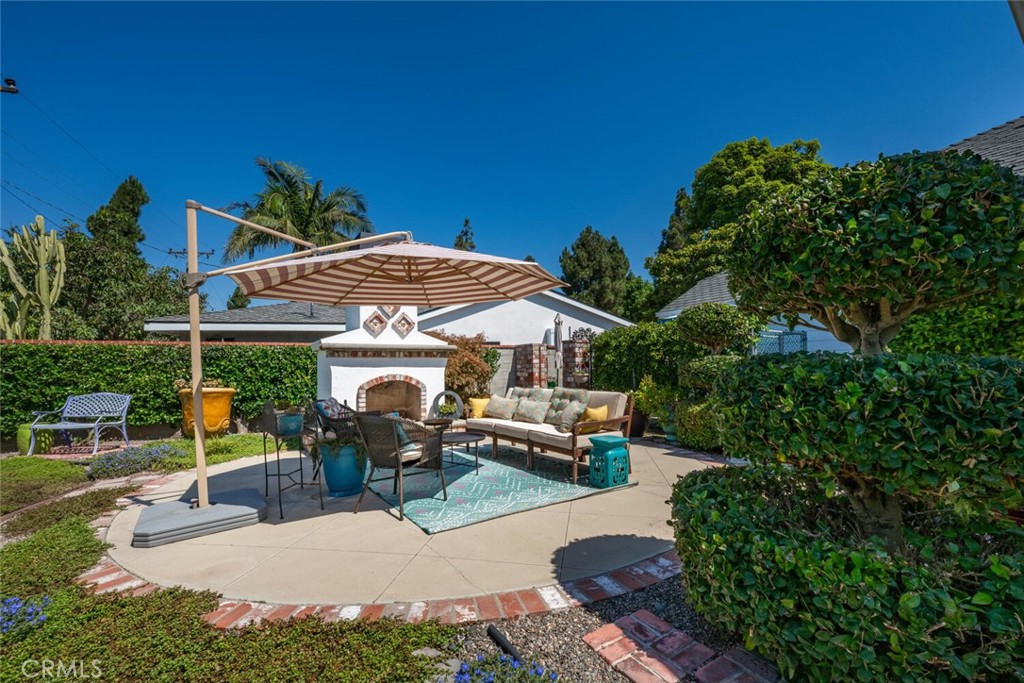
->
[[417, 289, 634, 328], [145, 301, 347, 331], [655, 272, 733, 321], [946, 116, 1024, 175]]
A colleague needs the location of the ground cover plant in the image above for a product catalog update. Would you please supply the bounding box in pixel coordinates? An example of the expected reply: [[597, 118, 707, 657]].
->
[[0, 498, 462, 682], [1, 486, 136, 538], [0, 457, 87, 514], [87, 443, 185, 479]]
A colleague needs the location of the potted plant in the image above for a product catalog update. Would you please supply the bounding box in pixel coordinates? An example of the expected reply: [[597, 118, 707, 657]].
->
[[316, 426, 367, 498], [633, 375, 679, 443], [174, 378, 237, 437], [437, 401, 459, 418], [272, 401, 304, 437]]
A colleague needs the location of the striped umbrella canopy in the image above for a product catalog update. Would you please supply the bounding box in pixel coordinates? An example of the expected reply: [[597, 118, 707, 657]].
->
[[226, 241, 566, 307]]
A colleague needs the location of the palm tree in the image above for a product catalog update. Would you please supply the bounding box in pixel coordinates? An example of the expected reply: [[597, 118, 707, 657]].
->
[[222, 158, 372, 263]]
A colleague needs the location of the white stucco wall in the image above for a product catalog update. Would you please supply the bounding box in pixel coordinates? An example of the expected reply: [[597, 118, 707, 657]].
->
[[418, 293, 629, 346]]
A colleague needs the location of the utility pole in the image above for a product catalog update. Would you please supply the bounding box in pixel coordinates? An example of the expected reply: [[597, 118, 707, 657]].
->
[[1, 78, 18, 94]]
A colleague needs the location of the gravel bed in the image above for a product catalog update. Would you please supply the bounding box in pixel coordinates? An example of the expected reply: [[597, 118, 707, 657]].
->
[[454, 578, 737, 682]]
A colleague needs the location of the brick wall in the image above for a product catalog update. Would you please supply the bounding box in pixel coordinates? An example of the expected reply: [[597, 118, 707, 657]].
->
[[512, 344, 548, 388]]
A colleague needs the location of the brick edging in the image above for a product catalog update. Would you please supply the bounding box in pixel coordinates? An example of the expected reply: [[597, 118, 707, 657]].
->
[[78, 498, 683, 629]]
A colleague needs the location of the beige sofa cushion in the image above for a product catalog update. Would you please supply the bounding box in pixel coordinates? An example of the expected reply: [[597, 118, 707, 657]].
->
[[587, 390, 627, 419], [528, 427, 618, 451]]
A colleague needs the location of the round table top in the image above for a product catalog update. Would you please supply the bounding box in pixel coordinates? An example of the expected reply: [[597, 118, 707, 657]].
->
[[422, 418, 454, 427], [442, 431, 486, 445]]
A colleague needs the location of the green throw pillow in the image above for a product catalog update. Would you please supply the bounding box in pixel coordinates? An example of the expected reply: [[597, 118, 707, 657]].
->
[[484, 394, 519, 420], [513, 399, 551, 424], [557, 400, 588, 433], [544, 398, 571, 425]]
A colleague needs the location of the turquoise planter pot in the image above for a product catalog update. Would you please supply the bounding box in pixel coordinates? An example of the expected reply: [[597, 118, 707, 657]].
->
[[275, 413, 303, 437], [663, 408, 679, 444], [320, 444, 366, 497]]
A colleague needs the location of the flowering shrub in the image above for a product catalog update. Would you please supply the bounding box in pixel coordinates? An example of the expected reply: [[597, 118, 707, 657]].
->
[[448, 655, 558, 683], [1, 596, 50, 636], [87, 443, 185, 479]]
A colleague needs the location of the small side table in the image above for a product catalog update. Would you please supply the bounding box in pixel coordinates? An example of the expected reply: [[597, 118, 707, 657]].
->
[[588, 434, 630, 488], [442, 432, 484, 474]]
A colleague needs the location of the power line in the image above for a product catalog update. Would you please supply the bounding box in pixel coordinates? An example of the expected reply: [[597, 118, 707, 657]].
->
[[1, 149, 96, 212], [1, 179, 86, 222], [18, 92, 120, 180], [1, 129, 106, 203], [1, 185, 59, 226]]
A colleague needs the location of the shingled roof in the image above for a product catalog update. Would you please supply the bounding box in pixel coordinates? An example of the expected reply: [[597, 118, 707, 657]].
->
[[147, 301, 346, 325], [655, 272, 733, 321], [946, 116, 1024, 175]]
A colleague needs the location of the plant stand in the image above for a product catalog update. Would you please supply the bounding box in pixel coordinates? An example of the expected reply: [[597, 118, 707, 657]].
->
[[260, 402, 322, 519]]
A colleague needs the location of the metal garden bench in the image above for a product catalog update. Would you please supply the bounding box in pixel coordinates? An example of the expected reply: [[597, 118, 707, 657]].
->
[[28, 392, 132, 456]]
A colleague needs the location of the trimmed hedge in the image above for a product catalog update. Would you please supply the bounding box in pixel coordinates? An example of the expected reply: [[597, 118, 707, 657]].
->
[[674, 400, 720, 452], [717, 353, 1024, 515], [671, 466, 1024, 681], [0, 342, 316, 437], [592, 322, 699, 392]]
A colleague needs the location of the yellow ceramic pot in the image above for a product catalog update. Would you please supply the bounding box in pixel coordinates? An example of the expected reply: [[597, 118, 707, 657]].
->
[[178, 387, 237, 436]]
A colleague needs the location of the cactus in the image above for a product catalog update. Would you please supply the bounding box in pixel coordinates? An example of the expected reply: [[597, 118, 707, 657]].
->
[[0, 216, 66, 339]]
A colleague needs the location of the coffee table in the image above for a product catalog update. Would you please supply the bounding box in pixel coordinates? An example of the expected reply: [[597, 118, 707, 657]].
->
[[442, 431, 484, 474]]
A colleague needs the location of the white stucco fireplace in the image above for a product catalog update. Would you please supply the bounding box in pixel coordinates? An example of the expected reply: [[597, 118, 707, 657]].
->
[[314, 305, 454, 418]]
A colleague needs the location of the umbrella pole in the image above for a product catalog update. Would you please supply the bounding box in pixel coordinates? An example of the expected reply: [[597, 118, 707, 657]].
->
[[186, 201, 209, 508]]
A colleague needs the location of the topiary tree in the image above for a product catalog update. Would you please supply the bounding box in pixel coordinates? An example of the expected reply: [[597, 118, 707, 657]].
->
[[718, 353, 1024, 553], [675, 302, 762, 355], [730, 151, 1024, 355]]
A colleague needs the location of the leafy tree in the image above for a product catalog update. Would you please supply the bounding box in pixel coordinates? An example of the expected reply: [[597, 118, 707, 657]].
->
[[54, 224, 193, 340], [656, 188, 690, 253], [730, 150, 1024, 355], [86, 176, 149, 246], [226, 287, 251, 310], [646, 139, 827, 310], [559, 226, 630, 315], [523, 255, 536, 262], [621, 274, 656, 322], [453, 218, 476, 251], [223, 158, 371, 263]]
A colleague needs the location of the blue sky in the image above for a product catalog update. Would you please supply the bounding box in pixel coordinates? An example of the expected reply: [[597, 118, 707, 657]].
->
[[2, 1, 1022, 309]]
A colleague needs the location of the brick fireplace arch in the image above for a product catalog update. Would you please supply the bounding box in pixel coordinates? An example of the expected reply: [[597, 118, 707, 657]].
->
[[357, 374, 429, 420]]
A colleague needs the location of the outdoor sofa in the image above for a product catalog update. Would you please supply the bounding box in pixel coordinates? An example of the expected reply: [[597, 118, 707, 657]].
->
[[465, 387, 632, 483]]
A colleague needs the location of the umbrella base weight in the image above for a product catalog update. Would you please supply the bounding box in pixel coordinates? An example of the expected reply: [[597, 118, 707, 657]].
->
[[131, 488, 267, 548]]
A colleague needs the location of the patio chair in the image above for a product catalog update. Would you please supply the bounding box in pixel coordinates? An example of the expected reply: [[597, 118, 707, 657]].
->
[[352, 414, 448, 521]]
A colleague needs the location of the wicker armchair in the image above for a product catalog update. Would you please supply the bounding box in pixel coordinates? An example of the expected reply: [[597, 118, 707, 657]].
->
[[353, 414, 447, 520]]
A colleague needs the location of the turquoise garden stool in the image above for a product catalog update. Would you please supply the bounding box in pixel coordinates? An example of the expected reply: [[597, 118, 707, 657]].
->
[[588, 434, 630, 489]]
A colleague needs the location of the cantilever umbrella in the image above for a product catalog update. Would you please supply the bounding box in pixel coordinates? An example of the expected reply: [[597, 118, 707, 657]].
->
[[177, 200, 566, 514], [225, 241, 565, 307]]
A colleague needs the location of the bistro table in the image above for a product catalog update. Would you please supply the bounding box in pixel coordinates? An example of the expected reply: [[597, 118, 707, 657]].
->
[[441, 431, 484, 474]]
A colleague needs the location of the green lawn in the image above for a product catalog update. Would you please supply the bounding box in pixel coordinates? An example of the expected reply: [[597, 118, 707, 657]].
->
[[151, 433, 280, 471], [0, 457, 88, 515]]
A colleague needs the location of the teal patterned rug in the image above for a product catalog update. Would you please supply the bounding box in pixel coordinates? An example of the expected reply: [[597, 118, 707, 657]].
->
[[367, 444, 634, 534]]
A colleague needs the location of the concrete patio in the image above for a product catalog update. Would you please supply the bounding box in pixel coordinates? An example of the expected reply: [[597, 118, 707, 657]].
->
[[105, 440, 713, 605]]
